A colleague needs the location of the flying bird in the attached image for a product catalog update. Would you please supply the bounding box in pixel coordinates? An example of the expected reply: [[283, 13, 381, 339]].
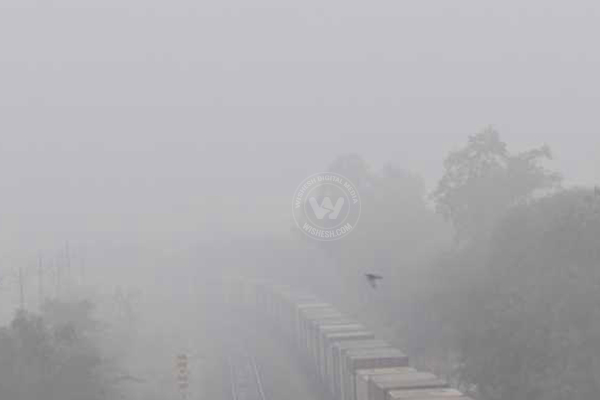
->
[[365, 273, 383, 288]]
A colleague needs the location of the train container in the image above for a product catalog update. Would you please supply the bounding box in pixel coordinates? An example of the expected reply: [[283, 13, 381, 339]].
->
[[240, 277, 259, 308], [269, 287, 288, 331], [304, 315, 344, 353], [266, 284, 290, 319], [261, 282, 280, 314], [254, 280, 275, 313], [308, 319, 359, 368], [368, 372, 448, 400], [356, 368, 417, 400], [387, 388, 470, 400], [342, 348, 410, 400], [268, 286, 298, 327], [261, 284, 277, 318], [306, 317, 355, 367], [313, 323, 364, 377], [295, 303, 337, 349], [299, 308, 344, 354], [332, 340, 390, 399], [278, 293, 319, 337], [299, 309, 342, 346], [295, 303, 336, 347], [290, 300, 328, 332], [315, 324, 366, 380], [323, 331, 376, 393], [221, 276, 243, 306], [245, 279, 268, 309], [232, 276, 255, 308]]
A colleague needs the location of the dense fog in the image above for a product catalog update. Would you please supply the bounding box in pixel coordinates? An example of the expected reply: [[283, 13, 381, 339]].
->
[[1, 2, 599, 400]]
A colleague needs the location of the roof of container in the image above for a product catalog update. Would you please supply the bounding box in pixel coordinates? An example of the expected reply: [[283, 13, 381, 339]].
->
[[302, 310, 344, 319], [318, 324, 365, 333], [356, 367, 416, 379], [372, 372, 439, 384], [298, 303, 341, 315], [333, 340, 389, 350], [296, 302, 333, 310], [283, 294, 319, 302], [308, 315, 352, 321], [324, 331, 374, 340], [387, 388, 467, 399], [370, 372, 447, 390], [311, 319, 358, 327], [345, 348, 408, 360], [319, 322, 365, 334]]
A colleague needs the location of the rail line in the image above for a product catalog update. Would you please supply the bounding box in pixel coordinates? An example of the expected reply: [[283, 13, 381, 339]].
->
[[227, 345, 267, 400]]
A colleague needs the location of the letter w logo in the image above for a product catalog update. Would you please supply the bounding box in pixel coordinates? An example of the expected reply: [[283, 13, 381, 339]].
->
[[308, 197, 345, 220]]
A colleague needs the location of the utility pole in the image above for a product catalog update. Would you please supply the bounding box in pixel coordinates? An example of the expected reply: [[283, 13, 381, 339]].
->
[[65, 242, 71, 285], [19, 266, 25, 311], [38, 253, 44, 310], [55, 257, 61, 300], [80, 254, 86, 285]]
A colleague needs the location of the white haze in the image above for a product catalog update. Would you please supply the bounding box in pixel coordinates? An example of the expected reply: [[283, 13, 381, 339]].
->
[[0, 1, 598, 261]]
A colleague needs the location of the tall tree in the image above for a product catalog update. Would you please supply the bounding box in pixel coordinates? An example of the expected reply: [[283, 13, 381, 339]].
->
[[432, 128, 561, 245]]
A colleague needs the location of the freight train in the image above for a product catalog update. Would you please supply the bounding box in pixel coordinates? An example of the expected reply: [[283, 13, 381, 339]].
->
[[222, 277, 473, 400]]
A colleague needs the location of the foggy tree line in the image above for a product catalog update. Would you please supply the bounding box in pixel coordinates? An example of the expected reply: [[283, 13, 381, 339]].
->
[[0, 300, 111, 399], [0, 291, 143, 399]]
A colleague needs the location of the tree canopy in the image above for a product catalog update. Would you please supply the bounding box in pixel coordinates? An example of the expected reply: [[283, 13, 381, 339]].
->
[[432, 128, 561, 244]]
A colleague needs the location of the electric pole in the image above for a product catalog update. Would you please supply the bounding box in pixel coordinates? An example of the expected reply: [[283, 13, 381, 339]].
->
[[80, 254, 86, 285], [55, 257, 61, 299], [65, 241, 71, 285], [38, 253, 44, 310], [19, 266, 25, 311]]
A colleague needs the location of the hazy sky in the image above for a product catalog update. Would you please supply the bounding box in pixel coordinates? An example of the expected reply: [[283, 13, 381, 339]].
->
[[1, 0, 599, 255]]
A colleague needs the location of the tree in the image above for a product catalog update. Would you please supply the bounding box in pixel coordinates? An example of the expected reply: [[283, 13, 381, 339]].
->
[[432, 128, 561, 245], [407, 130, 563, 388], [458, 188, 600, 400], [328, 153, 375, 190], [0, 301, 121, 400]]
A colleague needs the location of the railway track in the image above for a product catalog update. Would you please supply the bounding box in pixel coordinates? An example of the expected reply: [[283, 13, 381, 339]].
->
[[227, 345, 267, 400]]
